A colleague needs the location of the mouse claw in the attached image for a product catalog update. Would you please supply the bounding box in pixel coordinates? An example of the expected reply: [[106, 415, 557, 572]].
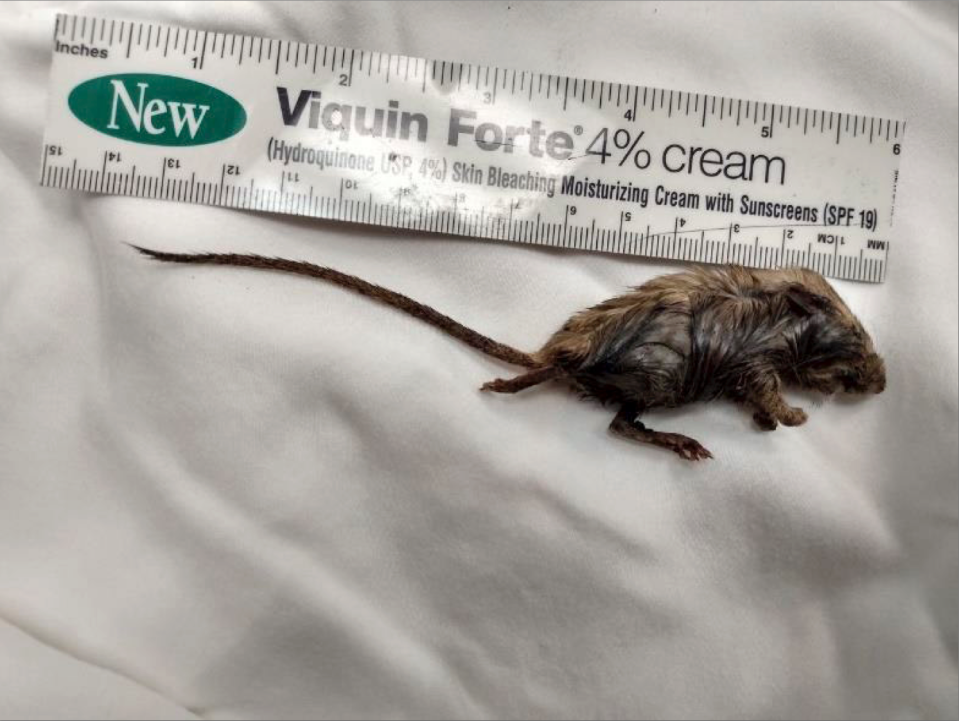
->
[[682, 443, 713, 461], [681, 440, 713, 462]]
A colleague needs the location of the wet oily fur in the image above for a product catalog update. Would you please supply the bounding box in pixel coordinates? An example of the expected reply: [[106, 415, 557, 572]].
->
[[133, 247, 885, 461], [525, 264, 885, 459]]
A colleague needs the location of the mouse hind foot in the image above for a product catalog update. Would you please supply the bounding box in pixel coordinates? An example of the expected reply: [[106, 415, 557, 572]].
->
[[609, 404, 713, 461], [481, 366, 560, 394]]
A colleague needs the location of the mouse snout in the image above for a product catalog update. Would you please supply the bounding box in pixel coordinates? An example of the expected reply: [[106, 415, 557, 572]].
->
[[840, 353, 886, 395], [861, 353, 886, 394]]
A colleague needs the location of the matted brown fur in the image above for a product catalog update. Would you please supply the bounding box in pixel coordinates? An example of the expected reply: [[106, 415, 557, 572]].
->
[[132, 246, 885, 461]]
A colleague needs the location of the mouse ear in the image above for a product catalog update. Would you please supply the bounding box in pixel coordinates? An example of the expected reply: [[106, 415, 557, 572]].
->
[[780, 284, 834, 317]]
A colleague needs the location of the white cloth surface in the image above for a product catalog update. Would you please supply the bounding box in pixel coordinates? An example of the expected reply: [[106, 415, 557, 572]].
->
[[1, 1, 957, 719]]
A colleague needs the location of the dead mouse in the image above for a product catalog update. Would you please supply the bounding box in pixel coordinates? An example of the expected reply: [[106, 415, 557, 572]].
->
[[131, 245, 885, 461]]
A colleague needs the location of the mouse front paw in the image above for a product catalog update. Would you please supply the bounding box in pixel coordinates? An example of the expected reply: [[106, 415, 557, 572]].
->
[[753, 411, 778, 431], [778, 407, 808, 427]]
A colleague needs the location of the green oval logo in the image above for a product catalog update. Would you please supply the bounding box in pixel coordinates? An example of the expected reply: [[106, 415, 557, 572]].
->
[[68, 73, 246, 146]]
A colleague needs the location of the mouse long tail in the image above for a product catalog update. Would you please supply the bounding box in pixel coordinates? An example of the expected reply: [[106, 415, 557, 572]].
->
[[130, 245, 537, 368]]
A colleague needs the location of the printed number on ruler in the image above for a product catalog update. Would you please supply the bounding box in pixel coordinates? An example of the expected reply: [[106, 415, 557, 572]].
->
[[41, 14, 904, 281]]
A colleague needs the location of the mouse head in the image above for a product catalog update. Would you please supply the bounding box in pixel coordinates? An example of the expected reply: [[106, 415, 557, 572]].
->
[[779, 271, 886, 396]]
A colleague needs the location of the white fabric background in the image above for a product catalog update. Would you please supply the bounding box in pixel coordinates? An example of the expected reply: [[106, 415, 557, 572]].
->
[[1, 2, 956, 719]]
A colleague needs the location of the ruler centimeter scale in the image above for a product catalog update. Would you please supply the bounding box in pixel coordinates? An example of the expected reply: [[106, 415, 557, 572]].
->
[[41, 14, 904, 282]]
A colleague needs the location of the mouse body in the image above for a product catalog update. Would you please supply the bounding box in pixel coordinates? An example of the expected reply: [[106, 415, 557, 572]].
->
[[132, 246, 885, 461]]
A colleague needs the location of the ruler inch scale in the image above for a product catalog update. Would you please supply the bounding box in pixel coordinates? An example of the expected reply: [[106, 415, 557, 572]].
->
[[41, 13, 903, 282]]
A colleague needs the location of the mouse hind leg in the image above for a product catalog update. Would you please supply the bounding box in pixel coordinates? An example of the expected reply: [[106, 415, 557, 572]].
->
[[481, 366, 560, 393], [609, 403, 713, 461]]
